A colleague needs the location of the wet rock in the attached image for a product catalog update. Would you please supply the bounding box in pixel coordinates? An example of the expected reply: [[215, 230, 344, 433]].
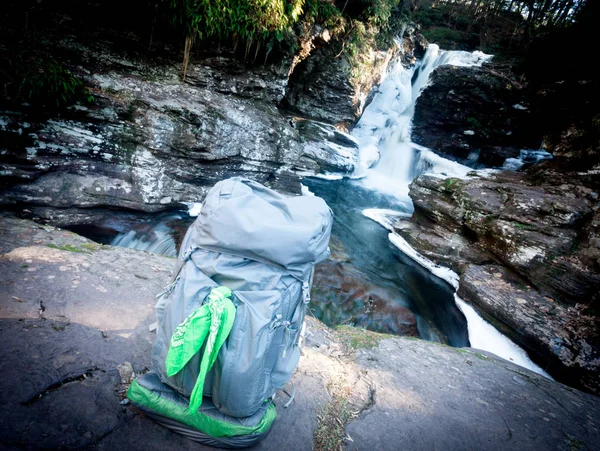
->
[[0, 36, 357, 225], [397, 170, 600, 394], [184, 54, 289, 105], [0, 79, 303, 214], [294, 118, 359, 174], [405, 171, 600, 305], [458, 264, 599, 394], [394, 216, 494, 274], [478, 145, 521, 167], [282, 24, 427, 128], [412, 64, 539, 167]]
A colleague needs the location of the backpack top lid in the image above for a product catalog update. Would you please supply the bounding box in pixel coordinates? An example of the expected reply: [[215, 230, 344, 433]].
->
[[188, 177, 333, 280]]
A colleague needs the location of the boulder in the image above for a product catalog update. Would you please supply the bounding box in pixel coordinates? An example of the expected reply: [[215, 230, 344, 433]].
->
[[293, 118, 359, 174], [395, 170, 600, 394], [412, 64, 539, 166], [404, 171, 600, 305], [458, 264, 599, 394]]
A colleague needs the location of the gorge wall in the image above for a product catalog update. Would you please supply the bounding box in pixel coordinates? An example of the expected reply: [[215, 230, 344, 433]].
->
[[0, 24, 427, 231], [399, 60, 600, 394]]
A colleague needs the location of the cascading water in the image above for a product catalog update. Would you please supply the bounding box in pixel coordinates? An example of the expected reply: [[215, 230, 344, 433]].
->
[[347, 44, 549, 377], [109, 203, 202, 257], [109, 208, 197, 257], [111, 222, 179, 257], [353, 45, 491, 200]]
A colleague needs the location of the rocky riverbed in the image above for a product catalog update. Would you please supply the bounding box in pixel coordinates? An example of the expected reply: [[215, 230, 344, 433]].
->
[[1, 213, 599, 450]]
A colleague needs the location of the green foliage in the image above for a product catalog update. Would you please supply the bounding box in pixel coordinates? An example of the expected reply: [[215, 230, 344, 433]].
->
[[164, 0, 314, 74], [304, 0, 343, 30], [46, 243, 102, 253], [313, 394, 355, 450], [166, 0, 305, 43], [335, 325, 391, 349], [365, 0, 399, 27], [336, 0, 406, 83], [443, 178, 459, 189], [160, 0, 405, 73], [0, 47, 93, 108]]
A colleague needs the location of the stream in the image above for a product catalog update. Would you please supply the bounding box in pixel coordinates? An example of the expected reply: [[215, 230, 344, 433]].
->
[[108, 44, 548, 377]]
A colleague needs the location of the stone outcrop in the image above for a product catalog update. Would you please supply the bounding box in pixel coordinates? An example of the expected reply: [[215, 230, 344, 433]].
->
[[0, 35, 359, 226], [412, 64, 539, 166], [531, 64, 600, 176], [395, 170, 600, 393], [2, 213, 599, 450], [292, 118, 359, 174], [282, 24, 427, 128]]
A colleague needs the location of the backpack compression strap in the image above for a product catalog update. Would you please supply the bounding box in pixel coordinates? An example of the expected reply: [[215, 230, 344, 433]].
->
[[165, 286, 235, 412]]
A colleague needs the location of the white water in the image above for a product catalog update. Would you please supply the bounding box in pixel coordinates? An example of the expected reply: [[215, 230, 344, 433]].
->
[[111, 204, 201, 257], [354, 44, 550, 377], [184, 202, 203, 217], [111, 222, 179, 257], [354, 45, 490, 201], [503, 149, 553, 171], [365, 209, 550, 377]]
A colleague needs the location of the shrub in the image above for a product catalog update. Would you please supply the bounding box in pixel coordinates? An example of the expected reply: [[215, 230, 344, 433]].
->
[[165, 0, 308, 75], [161, 0, 405, 76], [0, 47, 93, 108]]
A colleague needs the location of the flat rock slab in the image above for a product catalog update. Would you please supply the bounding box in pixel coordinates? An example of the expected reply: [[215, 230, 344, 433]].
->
[[1, 214, 599, 450], [348, 338, 599, 450]]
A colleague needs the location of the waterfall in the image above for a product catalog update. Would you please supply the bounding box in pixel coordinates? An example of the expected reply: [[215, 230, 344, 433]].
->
[[356, 45, 550, 377], [111, 221, 179, 257], [109, 204, 201, 257], [354, 44, 491, 201]]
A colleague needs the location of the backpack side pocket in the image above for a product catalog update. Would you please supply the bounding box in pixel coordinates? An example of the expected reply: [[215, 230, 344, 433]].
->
[[269, 281, 305, 391], [213, 289, 280, 418]]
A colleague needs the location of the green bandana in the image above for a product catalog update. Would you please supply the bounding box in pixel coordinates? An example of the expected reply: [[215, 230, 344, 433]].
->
[[165, 286, 235, 412]]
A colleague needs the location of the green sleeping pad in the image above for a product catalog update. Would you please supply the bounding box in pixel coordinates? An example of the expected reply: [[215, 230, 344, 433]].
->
[[128, 371, 276, 449]]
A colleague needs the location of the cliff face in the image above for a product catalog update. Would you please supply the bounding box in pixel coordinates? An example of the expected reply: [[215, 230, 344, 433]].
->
[[0, 22, 426, 227], [282, 24, 428, 128], [411, 64, 539, 167], [397, 170, 599, 393], [0, 31, 365, 227]]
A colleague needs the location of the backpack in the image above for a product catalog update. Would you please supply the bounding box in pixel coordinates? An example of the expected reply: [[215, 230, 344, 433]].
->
[[151, 177, 333, 418]]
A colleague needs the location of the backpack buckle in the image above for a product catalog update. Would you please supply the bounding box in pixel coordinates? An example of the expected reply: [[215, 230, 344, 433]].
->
[[302, 281, 310, 304]]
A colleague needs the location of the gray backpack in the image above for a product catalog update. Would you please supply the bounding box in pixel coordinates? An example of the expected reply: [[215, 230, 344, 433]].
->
[[151, 177, 333, 418]]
